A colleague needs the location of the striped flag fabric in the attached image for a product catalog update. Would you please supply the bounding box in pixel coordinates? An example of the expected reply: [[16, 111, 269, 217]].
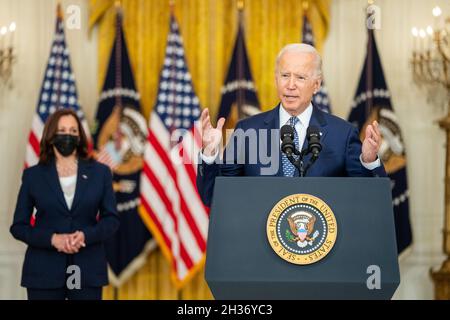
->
[[302, 15, 332, 114], [25, 5, 91, 169], [139, 15, 209, 287], [95, 139, 122, 170]]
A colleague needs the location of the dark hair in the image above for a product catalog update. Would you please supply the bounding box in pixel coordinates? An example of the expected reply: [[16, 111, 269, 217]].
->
[[39, 108, 90, 164]]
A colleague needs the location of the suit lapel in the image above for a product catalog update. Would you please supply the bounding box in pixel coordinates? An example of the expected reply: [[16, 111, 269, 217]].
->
[[71, 159, 92, 213], [259, 104, 329, 177], [300, 105, 329, 152], [303, 106, 329, 175], [43, 161, 70, 212], [263, 105, 283, 177]]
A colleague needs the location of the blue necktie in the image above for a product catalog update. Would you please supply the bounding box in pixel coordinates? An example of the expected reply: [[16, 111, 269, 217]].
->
[[282, 116, 300, 177]]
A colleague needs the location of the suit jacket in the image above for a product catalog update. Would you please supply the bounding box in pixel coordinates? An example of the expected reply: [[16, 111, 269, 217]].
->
[[10, 158, 120, 289], [197, 105, 387, 206]]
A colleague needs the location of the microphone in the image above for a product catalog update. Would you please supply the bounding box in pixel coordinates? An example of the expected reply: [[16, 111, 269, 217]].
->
[[306, 126, 322, 158], [280, 125, 295, 156]]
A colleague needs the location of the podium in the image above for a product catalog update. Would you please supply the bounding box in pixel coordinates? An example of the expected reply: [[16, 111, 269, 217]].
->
[[205, 177, 400, 300]]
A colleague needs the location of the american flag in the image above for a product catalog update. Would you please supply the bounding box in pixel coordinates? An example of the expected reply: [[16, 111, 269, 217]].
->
[[139, 16, 209, 287], [302, 15, 332, 114], [25, 6, 91, 168]]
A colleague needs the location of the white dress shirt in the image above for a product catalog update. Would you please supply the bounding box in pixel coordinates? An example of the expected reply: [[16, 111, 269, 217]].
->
[[59, 174, 77, 210], [279, 102, 313, 152], [201, 103, 380, 170]]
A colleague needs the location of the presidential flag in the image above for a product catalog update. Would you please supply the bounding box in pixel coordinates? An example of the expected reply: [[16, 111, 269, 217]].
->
[[25, 4, 91, 169], [139, 16, 209, 287], [348, 26, 412, 254], [302, 14, 332, 113], [92, 10, 154, 286], [216, 11, 260, 134]]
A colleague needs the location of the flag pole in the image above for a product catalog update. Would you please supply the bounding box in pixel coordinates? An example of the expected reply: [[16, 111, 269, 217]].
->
[[301, 1, 309, 44], [302, 1, 309, 12], [168, 0, 178, 140], [56, 1, 63, 19], [168, 1, 190, 298], [171, 1, 182, 300], [113, 1, 122, 301], [365, 0, 374, 120], [171, 0, 181, 298], [236, 0, 245, 119], [54, 3, 64, 109], [114, 1, 123, 109]]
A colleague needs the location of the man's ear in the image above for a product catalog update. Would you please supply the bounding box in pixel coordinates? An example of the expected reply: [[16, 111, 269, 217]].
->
[[314, 77, 322, 94]]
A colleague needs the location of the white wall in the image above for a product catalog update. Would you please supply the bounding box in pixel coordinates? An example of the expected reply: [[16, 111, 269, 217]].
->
[[0, 0, 97, 299], [0, 0, 449, 300], [323, 0, 450, 299]]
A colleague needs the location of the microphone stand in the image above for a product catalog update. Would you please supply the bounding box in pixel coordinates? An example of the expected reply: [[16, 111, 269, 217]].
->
[[286, 148, 318, 177]]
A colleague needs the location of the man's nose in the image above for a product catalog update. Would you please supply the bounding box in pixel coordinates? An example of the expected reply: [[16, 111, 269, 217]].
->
[[287, 76, 296, 89]]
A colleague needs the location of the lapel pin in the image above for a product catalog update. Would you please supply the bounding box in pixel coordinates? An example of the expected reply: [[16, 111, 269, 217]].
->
[[82, 175, 88, 179]]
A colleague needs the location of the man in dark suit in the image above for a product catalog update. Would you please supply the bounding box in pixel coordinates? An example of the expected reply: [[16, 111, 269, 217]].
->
[[197, 43, 386, 206]]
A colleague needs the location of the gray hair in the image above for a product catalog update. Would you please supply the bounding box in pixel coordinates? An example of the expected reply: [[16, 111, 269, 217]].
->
[[275, 43, 322, 78]]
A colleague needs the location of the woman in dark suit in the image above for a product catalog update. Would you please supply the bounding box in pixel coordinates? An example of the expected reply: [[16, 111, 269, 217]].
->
[[10, 108, 120, 300]]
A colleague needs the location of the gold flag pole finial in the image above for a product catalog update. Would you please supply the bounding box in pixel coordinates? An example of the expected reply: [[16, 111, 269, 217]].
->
[[169, 0, 175, 13], [237, 0, 244, 11], [56, 1, 63, 19], [115, 0, 123, 18], [302, 1, 310, 12], [368, 0, 374, 5]]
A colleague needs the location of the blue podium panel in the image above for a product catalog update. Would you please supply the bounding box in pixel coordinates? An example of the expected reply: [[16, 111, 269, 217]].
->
[[205, 177, 400, 300]]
